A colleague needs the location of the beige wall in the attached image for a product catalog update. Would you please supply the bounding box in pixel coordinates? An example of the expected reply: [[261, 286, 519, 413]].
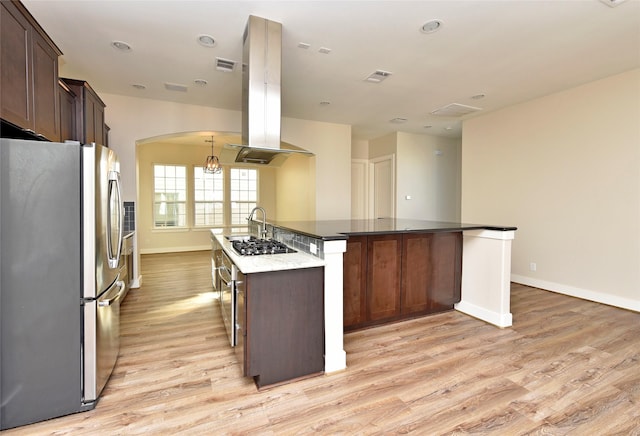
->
[[462, 69, 640, 311], [137, 141, 276, 253], [275, 154, 316, 220], [351, 138, 369, 159], [99, 93, 351, 252], [281, 117, 351, 220], [369, 132, 397, 158], [366, 131, 462, 221], [101, 94, 239, 202], [396, 132, 461, 221]]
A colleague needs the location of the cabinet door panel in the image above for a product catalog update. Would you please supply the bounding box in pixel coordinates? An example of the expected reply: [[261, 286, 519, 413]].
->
[[85, 95, 96, 143], [367, 235, 401, 321], [1, 1, 32, 129], [245, 268, 324, 388], [343, 236, 367, 328], [401, 233, 431, 314], [32, 31, 60, 141], [59, 83, 76, 141], [430, 232, 462, 307]]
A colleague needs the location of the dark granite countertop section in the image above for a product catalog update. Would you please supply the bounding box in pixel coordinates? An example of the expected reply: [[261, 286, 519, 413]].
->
[[270, 219, 517, 241]]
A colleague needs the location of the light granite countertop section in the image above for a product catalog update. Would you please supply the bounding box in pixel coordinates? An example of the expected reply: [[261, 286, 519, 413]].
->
[[212, 232, 325, 274]]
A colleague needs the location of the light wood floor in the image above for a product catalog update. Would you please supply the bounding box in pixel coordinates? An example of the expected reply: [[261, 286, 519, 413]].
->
[[5, 251, 639, 435]]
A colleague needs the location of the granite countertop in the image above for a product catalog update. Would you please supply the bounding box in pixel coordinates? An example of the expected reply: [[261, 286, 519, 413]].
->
[[212, 232, 325, 274], [269, 218, 517, 241]]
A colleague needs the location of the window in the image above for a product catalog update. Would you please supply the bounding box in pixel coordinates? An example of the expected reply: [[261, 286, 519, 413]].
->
[[193, 167, 224, 227], [153, 164, 186, 227], [152, 164, 258, 230], [230, 168, 257, 226]]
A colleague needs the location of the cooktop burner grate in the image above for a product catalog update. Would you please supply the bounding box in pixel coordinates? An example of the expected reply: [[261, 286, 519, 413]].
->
[[231, 237, 296, 256]]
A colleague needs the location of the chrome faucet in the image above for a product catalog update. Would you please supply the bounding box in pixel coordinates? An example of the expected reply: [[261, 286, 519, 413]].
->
[[247, 206, 268, 239]]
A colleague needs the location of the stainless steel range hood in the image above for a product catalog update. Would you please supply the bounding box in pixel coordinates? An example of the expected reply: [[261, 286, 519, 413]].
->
[[224, 15, 314, 165]]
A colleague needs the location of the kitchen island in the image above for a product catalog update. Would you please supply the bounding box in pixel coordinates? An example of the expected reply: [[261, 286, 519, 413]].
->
[[212, 232, 325, 388], [262, 218, 517, 374]]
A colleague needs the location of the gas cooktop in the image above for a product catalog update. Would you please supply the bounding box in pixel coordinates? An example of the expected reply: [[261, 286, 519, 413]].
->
[[231, 237, 297, 256]]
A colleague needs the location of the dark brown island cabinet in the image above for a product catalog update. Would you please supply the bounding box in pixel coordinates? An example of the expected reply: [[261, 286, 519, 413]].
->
[[343, 231, 462, 331], [237, 267, 325, 389], [1, 0, 62, 141]]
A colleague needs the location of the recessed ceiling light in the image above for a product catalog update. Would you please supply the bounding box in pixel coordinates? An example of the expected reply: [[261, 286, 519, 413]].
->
[[423, 125, 432, 129], [471, 93, 486, 100], [298, 42, 311, 49], [599, 0, 629, 7], [197, 34, 216, 48], [420, 19, 443, 34], [131, 84, 146, 90], [444, 126, 454, 131], [320, 101, 331, 106], [111, 40, 132, 51], [194, 79, 208, 86], [318, 47, 332, 54]]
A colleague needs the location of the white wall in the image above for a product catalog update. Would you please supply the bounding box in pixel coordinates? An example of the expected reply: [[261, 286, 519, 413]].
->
[[462, 69, 640, 311]]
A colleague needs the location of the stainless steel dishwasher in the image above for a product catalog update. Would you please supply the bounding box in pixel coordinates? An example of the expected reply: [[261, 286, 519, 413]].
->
[[218, 250, 237, 347]]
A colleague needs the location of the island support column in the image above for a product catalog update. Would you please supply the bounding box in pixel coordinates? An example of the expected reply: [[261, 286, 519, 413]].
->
[[455, 229, 516, 328], [323, 239, 347, 372]]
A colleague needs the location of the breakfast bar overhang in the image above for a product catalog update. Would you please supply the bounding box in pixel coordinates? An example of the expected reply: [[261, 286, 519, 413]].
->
[[265, 219, 517, 374]]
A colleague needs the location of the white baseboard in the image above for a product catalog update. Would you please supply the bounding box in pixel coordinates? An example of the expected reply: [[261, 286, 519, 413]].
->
[[324, 350, 347, 373], [454, 301, 513, 328], [139, 245, 210, 255], [511, 274, 640, 313], [130, 275, 142, 289]]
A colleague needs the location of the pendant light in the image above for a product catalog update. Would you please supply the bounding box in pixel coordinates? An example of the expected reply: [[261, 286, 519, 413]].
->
[[203, 137, 222, 174]]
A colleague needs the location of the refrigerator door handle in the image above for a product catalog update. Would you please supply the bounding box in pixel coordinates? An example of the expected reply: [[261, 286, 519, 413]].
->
[[107, 171, 124, 269], [98, 281, 125, 307]]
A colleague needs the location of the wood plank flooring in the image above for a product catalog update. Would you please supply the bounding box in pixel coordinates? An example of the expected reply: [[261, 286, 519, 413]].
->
[[4, 251, 639, 435]]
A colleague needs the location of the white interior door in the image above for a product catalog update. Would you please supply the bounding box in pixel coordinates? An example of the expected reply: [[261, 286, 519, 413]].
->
[[351, 159, 368, 219], [370, 154, 395, 219]]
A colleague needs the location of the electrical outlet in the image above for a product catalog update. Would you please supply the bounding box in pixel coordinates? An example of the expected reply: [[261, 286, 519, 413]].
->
[[310, 242, 317, 255], [529, 262, 537, 272]]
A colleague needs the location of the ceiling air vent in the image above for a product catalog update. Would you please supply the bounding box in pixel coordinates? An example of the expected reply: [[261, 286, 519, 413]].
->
[[364, 70, 392, 83], [430, 103, 482, 117], [164, 82, 188, 92], [216, 58, 236, 72]]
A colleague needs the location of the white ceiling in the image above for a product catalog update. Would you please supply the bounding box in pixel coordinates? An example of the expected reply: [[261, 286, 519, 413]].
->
[[23, 0, 640, 141]]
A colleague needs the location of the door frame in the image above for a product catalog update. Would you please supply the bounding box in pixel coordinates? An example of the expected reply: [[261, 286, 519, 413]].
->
[[369, 154, 396, 219]]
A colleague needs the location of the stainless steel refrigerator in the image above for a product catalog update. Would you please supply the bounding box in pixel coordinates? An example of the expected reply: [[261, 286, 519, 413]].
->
[[0, 138, 125, 430]]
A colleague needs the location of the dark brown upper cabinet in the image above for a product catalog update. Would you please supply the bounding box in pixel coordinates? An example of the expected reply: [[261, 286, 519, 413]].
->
[[1, 0, 62, 141], [59, 78, 106, 145]]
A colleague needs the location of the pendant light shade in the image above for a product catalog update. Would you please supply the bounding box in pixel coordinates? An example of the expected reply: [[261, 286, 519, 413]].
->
[[203, 137, 222, 174]]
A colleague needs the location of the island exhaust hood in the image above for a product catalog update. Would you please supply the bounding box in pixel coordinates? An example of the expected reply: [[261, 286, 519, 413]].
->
[[223, 15, 314, 165]]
